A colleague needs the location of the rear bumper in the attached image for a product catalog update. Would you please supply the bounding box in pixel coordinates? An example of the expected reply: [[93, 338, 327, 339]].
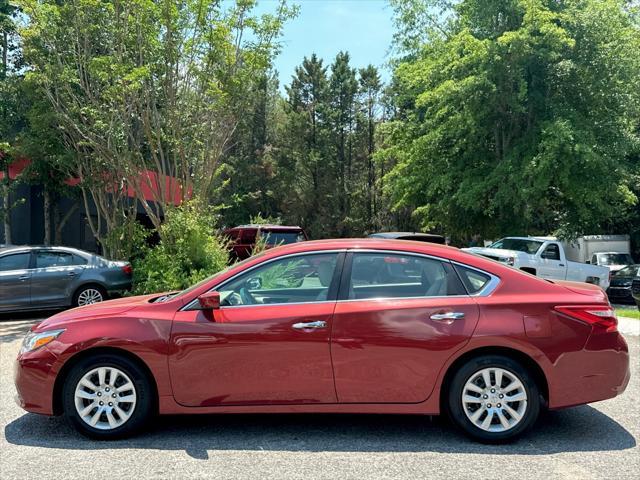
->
[[14, 346, 58, 415], [106, 279, 133, 295], [548, 331, 630, 409]]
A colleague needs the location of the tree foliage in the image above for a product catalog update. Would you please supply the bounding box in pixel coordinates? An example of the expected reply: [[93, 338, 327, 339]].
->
[[19, 0, 296, 254], [385, 0, 640, 241]]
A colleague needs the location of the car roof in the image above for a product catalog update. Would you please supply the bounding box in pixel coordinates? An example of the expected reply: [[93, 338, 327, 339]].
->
[[229, 224, 304, 231], [258, 238, 466, 260], [499, 236, 548, 242], [0, 245, 93, 257], [368, 232, 444, 239]]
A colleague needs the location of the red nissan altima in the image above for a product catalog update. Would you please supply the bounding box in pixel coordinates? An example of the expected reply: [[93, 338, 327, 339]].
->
[[14, 239, 630, 442]]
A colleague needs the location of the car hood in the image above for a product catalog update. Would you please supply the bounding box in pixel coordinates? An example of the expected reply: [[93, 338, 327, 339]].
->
[[607, 265, 626, 272], [463, 247, 526, 259], [35, 293, 161, 331]]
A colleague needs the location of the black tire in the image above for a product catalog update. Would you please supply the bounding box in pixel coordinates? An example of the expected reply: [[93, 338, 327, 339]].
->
[[446, 355, 540, 443], [73, 284, 107, 307], [62, 354, 154, 439]]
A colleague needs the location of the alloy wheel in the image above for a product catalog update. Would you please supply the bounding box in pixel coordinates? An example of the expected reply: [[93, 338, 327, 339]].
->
[[73, 366, 137, 430], [77, 288, 103, 306], [461, 367, 528, 433]]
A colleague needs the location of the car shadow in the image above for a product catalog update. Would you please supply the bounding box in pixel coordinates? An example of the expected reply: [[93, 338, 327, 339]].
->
[[4, 405, 635, 459]]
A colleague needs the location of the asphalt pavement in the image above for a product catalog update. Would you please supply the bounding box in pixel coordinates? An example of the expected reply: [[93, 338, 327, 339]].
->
[[0, 314, 638, 480]]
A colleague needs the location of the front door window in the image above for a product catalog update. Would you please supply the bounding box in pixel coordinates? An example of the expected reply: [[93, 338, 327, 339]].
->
[[218, 253, 339, 306]]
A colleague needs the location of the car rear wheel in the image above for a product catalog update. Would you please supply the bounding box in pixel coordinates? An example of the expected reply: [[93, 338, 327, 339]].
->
[[62, 354, 153, 439], [447, 355, 540, 443], [74, 285, 106, 307]]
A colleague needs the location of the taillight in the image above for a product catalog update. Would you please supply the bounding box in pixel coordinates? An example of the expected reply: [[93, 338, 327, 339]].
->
[[122, 264, 133, 276], [554, 305, 618, 332]]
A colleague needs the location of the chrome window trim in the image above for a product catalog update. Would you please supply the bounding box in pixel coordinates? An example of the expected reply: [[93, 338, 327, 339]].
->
[[181, 248, 501, 311], [346, 249, 500, 300], [181, 249, 347, 311]]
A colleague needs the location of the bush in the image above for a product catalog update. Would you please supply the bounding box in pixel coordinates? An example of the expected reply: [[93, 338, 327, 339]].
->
[[132, 201, 229, 295]]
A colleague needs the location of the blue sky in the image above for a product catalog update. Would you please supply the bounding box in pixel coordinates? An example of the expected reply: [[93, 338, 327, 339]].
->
[[256, 0, 395, 87]]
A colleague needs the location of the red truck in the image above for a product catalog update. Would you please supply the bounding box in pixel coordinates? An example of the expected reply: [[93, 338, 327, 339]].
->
[[223, 224, 308, 260]]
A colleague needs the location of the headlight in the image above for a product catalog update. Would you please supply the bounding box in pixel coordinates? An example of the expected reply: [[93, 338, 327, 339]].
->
[[20, 329, 65, 354]]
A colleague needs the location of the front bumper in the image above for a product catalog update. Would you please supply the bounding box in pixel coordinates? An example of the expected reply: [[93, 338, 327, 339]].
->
[[606, 286, 634, 303], [14, 346, 59, 415]]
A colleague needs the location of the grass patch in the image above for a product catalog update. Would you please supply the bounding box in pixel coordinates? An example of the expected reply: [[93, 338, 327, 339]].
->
[[615, 307, 640, 319]]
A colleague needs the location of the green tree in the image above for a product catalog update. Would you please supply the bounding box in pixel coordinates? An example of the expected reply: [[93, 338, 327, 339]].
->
[[328, 51, 358, 235], [0, 0, 24, 243], [385, 0, 640, 241], [19, 0, 296, 255], [279, 53, 334, 237]]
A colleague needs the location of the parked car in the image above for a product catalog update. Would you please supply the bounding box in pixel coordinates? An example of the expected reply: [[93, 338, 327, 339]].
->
[[606, 265, 640, 304], [632, 277, 640, 310], [464, 237, 611, 289], [0, 246, 132, 312], [15, 239, 629, 443], [368, 232, 446, 244], [223, 224, 308, 260], [589, 252, 635, 273]]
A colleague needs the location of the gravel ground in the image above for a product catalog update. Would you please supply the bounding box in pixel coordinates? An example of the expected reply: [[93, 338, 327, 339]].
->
[[0, 314, 638, 480]]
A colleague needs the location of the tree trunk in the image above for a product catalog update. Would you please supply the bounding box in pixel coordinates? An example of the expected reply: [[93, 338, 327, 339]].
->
[[43, 188, 51, 245], [2, 165, 11, 244], [54, 202, 78, 245]]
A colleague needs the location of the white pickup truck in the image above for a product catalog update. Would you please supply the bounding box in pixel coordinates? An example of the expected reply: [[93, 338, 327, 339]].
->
[[464, 236, 610, 290]]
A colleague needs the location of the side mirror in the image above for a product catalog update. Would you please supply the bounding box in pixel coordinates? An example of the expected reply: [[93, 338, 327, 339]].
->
[[198, 291, 220, 310]]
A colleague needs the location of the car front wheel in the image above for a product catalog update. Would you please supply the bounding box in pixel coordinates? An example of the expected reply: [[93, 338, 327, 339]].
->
[[62, 354, 153, 439], [447, 355, 540, 443]]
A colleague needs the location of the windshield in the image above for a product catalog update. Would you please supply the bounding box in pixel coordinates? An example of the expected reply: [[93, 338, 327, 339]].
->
[[613, 265, 640, 277], [488, 238, 543, 254], [261, 231, 305, 245], [171, 252, 268, 300], [598, 253, 633, 266]]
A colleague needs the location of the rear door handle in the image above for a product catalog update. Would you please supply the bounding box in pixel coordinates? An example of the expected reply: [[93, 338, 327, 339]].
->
[[19, 275, 29, 281], [430, 312, 465, 323], [292, 320, 327, 330]]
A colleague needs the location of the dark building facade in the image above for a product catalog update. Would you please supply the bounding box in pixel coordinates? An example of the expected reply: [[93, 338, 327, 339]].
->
[[1, 182, 100, 252]]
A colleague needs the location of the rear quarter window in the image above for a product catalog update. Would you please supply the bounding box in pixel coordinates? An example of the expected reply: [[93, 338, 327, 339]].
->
[[454, 265, 492, 294]]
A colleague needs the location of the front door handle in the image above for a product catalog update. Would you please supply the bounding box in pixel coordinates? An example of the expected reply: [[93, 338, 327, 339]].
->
[[67, 271, 76, 276], [19, 275, 29, 281], [430, 312, 465, 324], [292, 320, 327, 330]]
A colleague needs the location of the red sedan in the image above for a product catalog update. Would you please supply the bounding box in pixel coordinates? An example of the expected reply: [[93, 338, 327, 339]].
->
[[14, 239, 630, 442]]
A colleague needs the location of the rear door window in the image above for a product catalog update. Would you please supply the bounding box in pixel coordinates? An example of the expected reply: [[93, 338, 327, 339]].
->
[[261, 230, 306, 245], [347, 253, 466, 300], [36, 251, 75, 268]]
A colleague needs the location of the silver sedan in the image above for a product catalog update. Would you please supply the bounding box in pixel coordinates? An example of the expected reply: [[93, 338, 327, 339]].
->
[[0, 246, 132, 312]]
